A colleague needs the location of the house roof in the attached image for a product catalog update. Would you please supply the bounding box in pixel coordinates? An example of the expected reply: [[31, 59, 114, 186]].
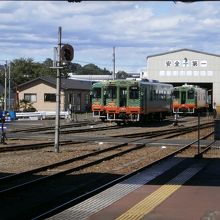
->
[[147, 48, 220, 59], [17, 76, 92, 91]]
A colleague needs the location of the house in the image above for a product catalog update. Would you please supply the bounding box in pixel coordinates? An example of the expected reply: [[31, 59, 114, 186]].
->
[[17, 77, 92, 112]]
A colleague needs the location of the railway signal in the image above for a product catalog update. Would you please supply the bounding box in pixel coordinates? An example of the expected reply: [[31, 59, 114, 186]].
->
[[61, 44, 74, 64]]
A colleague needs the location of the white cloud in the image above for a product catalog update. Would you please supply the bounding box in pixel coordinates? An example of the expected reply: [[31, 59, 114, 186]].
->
[[1, 1, 220, 72]]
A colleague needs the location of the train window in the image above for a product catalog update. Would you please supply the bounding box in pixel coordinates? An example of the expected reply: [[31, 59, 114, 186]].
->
[[163, 91, 166, 100], [107, 86, 117, 99], [153, 90, 156, 100], [93, 88, 101, 99], [188, 89, 194, 99], [129, 86, 139, 99], [173, 90, 179, 99], [150, 90, 153, 101]]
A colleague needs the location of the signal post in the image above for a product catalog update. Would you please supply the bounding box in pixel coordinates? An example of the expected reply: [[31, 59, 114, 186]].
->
[[53, 27, 74, 153]]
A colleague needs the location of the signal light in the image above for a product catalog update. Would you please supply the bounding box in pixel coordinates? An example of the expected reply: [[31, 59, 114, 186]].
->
[[61, 44, 74, 64]]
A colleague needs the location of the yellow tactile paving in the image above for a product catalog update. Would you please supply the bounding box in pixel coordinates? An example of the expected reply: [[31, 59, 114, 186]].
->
[[116, 163, 205, 220]]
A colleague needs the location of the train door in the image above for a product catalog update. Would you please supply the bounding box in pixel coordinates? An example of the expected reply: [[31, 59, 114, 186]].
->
[[181, 91, 186, 104], [103, 88, 107, 105], [145, 86, 148, 113], [119, 87, 127, 107], [143, 84, 150, 114]]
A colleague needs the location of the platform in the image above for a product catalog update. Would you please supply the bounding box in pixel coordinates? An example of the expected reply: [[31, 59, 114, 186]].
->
[[47, 155, 220, 220]]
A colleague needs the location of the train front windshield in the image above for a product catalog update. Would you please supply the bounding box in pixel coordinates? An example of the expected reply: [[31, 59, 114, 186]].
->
[[188, 89, 194, 99], [92, 88, 101, 99], [129, 86, 139, 99], [107, 86, 117, 99]]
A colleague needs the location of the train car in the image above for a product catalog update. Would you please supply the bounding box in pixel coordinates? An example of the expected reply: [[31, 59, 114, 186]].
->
[[172, 84, 209, 114], [91, 81, 107, 120], [103, 79, 173, 123]]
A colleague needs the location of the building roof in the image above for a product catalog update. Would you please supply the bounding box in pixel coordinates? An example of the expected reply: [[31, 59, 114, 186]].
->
[[17, 76, 92, 91], [69, 73, 140, 81], [147, 48, 220, 59], [69, 74, 114, 81]]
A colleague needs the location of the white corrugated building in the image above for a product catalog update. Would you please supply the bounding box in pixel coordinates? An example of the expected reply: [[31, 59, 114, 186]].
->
[[144, 48, 220, 114], [69, 74, 114, 81]]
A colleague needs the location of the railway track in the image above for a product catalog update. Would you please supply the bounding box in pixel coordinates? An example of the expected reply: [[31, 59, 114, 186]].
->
[[114, 121, 213, 139], [0, 124, 215, 219], [0, 140, 86, 153], [1, 120, 213, 153], [8, 120, 102, 133], [8, 115, 211, 136], [34, 133, 216, 220]]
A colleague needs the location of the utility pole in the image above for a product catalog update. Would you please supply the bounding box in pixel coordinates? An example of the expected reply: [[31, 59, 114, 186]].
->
[[8, 62, 11, 111], [4, 61, 7, 111], [113, 46, 115, 80], [54, 27, 62, 153]]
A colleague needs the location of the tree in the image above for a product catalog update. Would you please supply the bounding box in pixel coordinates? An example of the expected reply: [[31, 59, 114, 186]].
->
[[116, 71, 129, 79], [68, 63, 82, 73], [11, 58, 41, 85], [19, 99, 36, 112], [77, 63, 111, 75], [0, 58, 113, 88], [40, 58, 56, 77]]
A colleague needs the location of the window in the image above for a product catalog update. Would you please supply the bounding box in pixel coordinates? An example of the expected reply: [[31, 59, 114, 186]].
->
[[188, 89, 194, 99], [173, 90, 179, 99], [24, 93, 37, 102], [107, 86, 117, 99], [44, 93, 56, 102], [68, 93, 73, 103], [129, 86, 139, 99], [85, 94, 89, 105], [92, 88, 101, 99], [76, 93, 81, 111]]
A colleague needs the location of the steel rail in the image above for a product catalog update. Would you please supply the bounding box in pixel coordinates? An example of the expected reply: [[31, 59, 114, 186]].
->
[[111, 122, 214, 138], [32, 133, 214, 220], [0, 129, 213, 195], [0, 140, 86, 153]]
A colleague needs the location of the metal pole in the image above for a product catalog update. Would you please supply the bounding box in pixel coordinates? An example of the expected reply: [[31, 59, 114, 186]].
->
[[53, 47, 57, 67], [198, 111, 200, 154], [113, 46, 115, 80], [4, 61, 7, 111], [8, 62, 11, 111], [54, 26, 62, 153]]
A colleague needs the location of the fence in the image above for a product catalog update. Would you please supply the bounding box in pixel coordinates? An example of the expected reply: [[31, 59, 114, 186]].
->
[[15, 111, 69, 120]]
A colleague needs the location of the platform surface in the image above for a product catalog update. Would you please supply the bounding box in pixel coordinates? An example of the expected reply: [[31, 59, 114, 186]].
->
[[48, 155, 220, 220]]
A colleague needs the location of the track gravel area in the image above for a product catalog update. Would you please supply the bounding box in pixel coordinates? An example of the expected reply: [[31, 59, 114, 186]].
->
[[0, 115, 215, 175]]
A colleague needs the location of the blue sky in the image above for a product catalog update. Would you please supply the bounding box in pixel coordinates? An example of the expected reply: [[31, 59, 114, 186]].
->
[[0, 1, 220, 73]]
